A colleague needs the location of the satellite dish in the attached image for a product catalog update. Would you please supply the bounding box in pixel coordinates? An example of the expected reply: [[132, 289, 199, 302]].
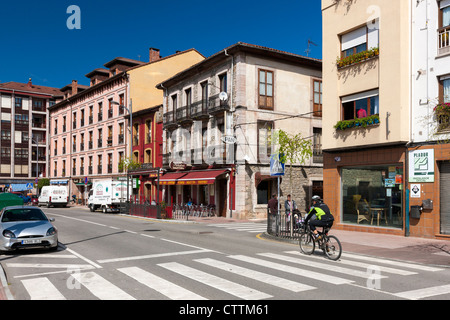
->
[[219, 92, 228, 101]]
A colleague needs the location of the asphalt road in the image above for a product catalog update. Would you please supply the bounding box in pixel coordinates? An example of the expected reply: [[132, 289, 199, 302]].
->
[[2, 206, 450, 303]]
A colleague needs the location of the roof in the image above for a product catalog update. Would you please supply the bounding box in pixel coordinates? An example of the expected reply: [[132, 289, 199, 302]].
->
[[103, 57, 146, 68], [49, 48, 205, 111], [85, 68, 110, 78], [157, 42, 322, 88], [0, 81, 63, 97], [60, 83, 90, 92]]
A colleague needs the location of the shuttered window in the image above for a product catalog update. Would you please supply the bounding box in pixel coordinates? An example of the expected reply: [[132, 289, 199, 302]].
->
[[440, 162, 450, 235], [258, 69, 274, 110]]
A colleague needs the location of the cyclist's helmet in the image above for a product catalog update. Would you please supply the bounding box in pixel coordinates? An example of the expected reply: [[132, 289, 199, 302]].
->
[[312, 195, 322, 202]]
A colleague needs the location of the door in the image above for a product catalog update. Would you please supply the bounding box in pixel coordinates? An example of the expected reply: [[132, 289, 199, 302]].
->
[[440, 162, 450, 235], [217, 179, 227, 217]]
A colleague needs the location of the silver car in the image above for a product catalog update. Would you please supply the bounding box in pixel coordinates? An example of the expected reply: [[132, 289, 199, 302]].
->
[[0, 206, 58, 252]]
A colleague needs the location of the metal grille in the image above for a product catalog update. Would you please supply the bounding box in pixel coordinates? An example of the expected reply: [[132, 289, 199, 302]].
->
[[440, 162, 450, 235]]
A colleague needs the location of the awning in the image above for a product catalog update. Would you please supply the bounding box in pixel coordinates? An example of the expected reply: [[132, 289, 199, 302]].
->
[[177, 170, 228, 185], [159, 172, 188, 185]]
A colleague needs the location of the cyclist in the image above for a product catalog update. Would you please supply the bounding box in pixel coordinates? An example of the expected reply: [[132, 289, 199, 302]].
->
[[304, 195, 334, 239]]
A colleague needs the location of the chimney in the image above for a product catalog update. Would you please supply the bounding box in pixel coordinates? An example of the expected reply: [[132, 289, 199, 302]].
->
[[149, 48, 161, 62], [27, 78, 32, 88], [72, 80, 78, 95]]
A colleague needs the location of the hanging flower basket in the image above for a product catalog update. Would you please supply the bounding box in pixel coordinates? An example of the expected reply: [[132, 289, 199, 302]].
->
[[434, 103, 450, 132], [334, 115, 380, 131]]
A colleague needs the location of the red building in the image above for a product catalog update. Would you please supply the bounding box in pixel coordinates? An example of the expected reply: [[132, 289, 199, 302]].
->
[[129, 105, 163, 203]]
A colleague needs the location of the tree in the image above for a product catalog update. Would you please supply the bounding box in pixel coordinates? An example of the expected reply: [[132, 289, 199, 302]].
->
[[269, 129, 313, 196], [37, 178, 50, 191], [118, 157, 142, 172]]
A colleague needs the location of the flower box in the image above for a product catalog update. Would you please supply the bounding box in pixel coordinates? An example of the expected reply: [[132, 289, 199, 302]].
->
[[434, 102, 450, 132], [336, 47, 379, 69], [334, 115, 380, 131]]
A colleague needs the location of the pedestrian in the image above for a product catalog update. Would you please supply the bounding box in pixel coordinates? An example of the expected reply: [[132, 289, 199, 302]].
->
[[284, 194, 297, 231], [268, 193, 278, 215]]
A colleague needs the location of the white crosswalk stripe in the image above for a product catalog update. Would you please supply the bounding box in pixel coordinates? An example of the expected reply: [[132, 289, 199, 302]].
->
[[208, 223, 267, 233], [70, 271, 135, 300], [118, 266, 206, 300], [158, 262, 272, 300], [195, 258, 316, 293], [21, 277, 66, 300]]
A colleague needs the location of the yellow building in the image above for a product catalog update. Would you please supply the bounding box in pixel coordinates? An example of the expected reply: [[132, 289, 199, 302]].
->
[[322, 0, 411, 236]]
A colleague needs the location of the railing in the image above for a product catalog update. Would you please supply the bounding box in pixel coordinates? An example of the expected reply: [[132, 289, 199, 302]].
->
[[266, 209, 305, 240], [120, 202, 162, 219], [438, 26, 450, 55], [208, 93, 230, 115]]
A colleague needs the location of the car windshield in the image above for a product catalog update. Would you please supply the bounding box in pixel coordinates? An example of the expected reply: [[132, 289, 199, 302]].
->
[[1, 208, 48, 222]]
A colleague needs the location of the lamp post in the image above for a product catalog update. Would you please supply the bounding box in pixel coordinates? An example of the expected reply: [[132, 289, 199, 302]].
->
[[111, 100, 133, 206]]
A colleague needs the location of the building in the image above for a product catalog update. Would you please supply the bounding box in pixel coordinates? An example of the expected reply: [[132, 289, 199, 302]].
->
[[321, 0, 449, 239], [0, 79, 63, 193], [409, 0, 450, 238], [157, 42, 322, 219], [48, 48, 205, 202]]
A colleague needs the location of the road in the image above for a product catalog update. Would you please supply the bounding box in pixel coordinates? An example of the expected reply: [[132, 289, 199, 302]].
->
[[1, 206, 450, 303]]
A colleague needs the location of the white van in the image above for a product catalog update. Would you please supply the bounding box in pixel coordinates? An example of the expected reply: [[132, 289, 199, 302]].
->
[[38, 186, 69, 208]]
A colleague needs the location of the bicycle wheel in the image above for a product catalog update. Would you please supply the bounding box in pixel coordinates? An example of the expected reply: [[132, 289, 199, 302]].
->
[[299, 232, 315, 255], [324, 235, 342, 261]]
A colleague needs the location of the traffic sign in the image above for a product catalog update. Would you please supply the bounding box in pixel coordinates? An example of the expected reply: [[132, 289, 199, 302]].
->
[[270, 154, 285, 176]]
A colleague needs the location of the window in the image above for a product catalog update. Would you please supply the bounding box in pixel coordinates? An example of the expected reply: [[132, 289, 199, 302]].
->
[[258, 70, 274, 109], [145, 120, 152, 144], [313, 128, 322, 163], [313, 79, 322, 117], [440, 78, 450, 103], [341, 90, 379, 121], [341, 22, 379, 58], [341, 165, 403, 228], [201, 81, 209, 111], [219, 73, 227, 93], [258, 121, 273, 161]]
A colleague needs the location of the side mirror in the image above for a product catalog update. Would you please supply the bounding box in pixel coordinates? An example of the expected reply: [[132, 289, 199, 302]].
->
[[49, 218, 55, 222]]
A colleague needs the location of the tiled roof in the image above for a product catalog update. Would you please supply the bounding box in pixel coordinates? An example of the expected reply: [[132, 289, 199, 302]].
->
[[0, 81, 63, 96]]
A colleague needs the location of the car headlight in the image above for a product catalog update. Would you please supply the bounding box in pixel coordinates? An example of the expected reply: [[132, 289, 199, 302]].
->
[[3, 230, 16, 239], [46, 227, 57, 236]]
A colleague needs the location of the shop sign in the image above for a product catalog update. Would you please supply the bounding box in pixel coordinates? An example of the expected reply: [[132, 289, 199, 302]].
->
[[409, 149, 435, 183]]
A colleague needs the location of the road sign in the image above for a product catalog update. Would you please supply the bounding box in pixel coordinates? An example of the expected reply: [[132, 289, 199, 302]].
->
[[270, 154, 285, 176], [26, 183, 34, 190]]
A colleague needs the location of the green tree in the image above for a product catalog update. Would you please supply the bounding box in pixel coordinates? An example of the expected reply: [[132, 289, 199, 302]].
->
[[269, 129, 313, 196], [118, 157, 142, 172], [37, 178, 50, 191]]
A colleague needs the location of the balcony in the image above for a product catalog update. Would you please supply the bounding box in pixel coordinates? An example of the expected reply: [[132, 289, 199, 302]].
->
[[438, 26, 450, 56], [163, 111, 177, 129], [176, 106, 192, 125], [88, 166, 93, 175], [98, 139, 103, 148], [98, 113, 103, 122], [107, 137, 113, 147], [190, 100, 209, 120], [208, 93, 230, 115], [97, 165, 102, 174], [118, 134, 124, 145]]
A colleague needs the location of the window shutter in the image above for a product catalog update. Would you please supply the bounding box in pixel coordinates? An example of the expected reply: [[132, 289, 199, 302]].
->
[[341, 26, 367, 51]]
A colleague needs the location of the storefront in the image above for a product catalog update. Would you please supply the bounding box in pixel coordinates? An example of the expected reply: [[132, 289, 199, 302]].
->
[[324, 145, 406, 236], [160, 169, 234, 218], [341, 165, 403, 228]]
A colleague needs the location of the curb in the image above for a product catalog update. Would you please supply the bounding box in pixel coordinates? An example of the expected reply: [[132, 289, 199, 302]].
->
[[0, 263, 14, 300]]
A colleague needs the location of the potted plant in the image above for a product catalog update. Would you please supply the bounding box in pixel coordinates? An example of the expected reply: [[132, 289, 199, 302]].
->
[[334, 115, 380, 131], [336, 47, 380, 69]]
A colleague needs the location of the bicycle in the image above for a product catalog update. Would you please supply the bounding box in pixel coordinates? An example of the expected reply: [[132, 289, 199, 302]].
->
[[299, 224, 342, 261]]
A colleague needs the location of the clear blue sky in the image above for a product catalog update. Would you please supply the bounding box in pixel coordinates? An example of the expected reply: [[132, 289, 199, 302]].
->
[[0, 0, 322, 89]]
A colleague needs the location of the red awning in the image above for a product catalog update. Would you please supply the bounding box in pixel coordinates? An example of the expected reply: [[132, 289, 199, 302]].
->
[[159, 172, 188, 185], [176, 170, 228, 185]]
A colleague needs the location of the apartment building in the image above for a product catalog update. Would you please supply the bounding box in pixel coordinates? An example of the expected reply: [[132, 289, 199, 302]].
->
[[0, 80, 62, 193], [410, 0, 450, 238], [48, 48, 205, 202], [322, 0, 449, 239], [157, 42, 322, 219]]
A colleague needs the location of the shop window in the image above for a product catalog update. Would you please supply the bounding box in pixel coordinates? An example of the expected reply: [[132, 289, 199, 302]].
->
[[341, 165, 403, 228]]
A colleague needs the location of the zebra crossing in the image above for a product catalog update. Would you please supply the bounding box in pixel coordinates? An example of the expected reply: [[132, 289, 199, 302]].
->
[[12, 250, 450, 300], [208, 222, 267, 233]]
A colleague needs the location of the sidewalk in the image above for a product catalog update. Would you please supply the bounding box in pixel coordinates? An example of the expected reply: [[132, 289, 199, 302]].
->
[[187, 216, 450, 267], [1, 215, 448, 300]]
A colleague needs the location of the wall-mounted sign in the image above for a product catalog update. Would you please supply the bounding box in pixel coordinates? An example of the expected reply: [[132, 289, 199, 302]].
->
[[411, 184, 421, 198], [409, 149, 435, 183]]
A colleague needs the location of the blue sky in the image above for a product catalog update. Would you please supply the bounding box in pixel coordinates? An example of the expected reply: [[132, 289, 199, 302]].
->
[[0, 0, 322, 89]]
